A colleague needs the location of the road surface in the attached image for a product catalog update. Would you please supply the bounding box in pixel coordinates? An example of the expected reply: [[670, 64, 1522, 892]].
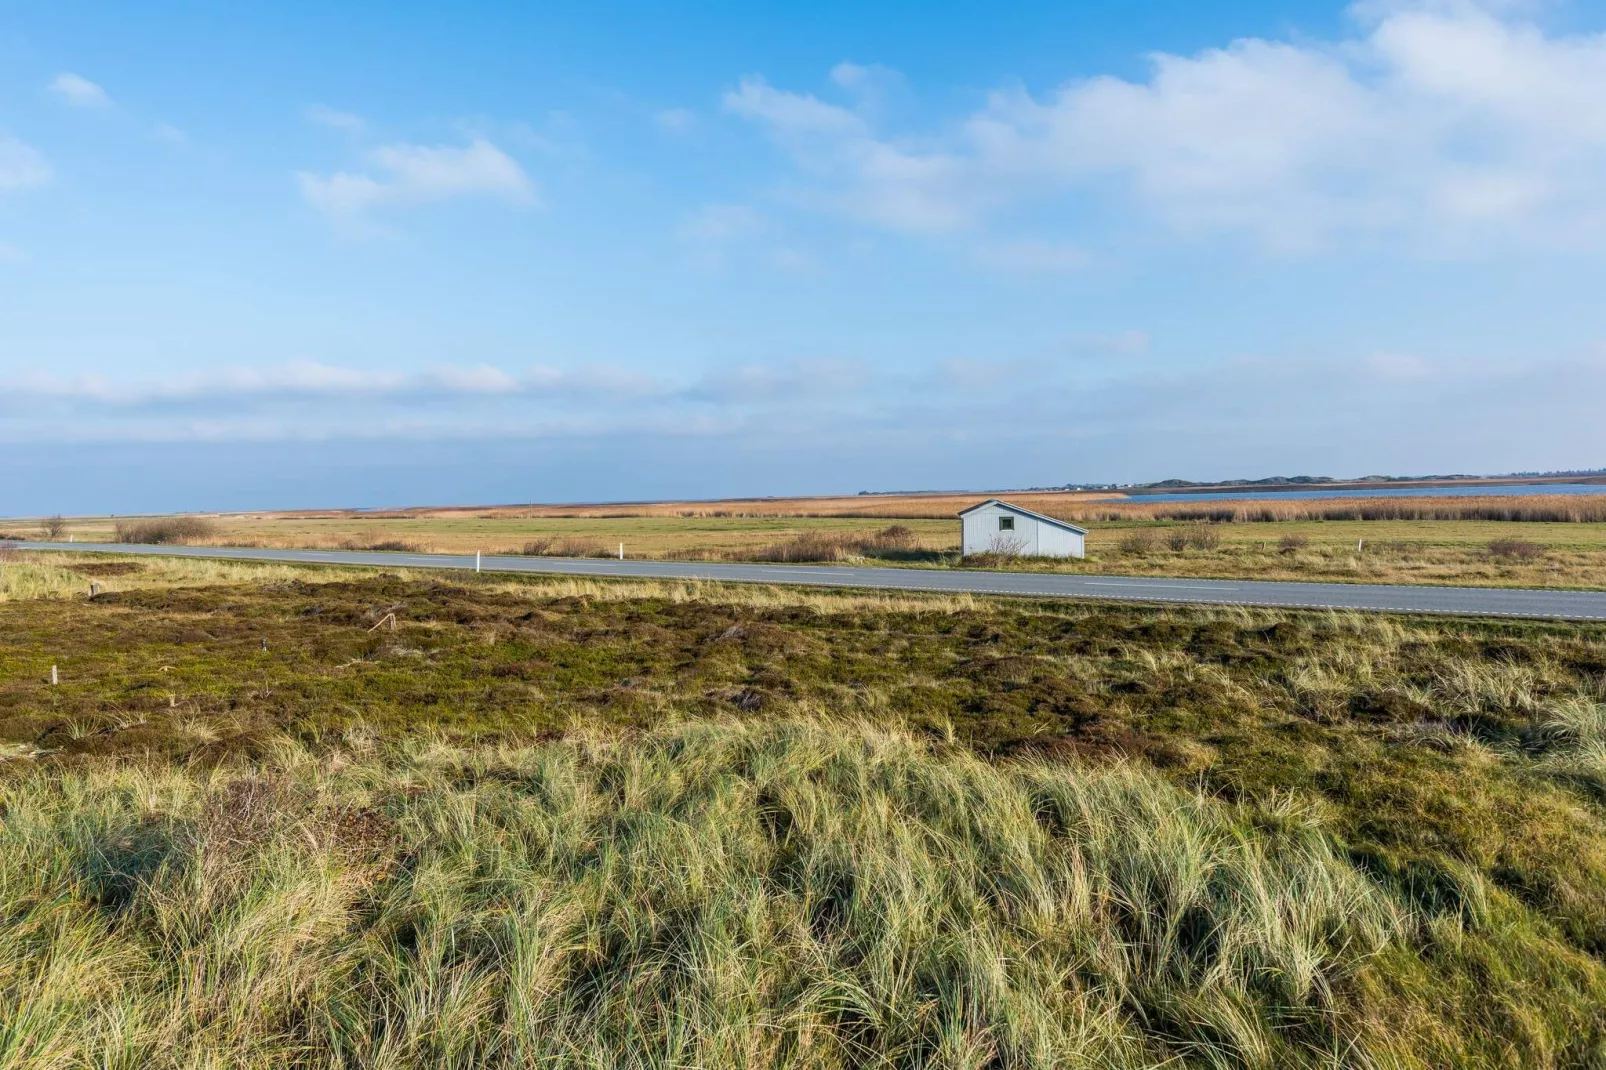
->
[[14, 541, 1606, 621]]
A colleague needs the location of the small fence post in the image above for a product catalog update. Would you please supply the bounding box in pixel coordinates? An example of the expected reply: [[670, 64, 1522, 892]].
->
[[619, 543, 624, 560], [475, 551, 482, 573], [51, 664, 58, 686]]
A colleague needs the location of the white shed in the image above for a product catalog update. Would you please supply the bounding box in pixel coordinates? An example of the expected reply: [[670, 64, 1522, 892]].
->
[[959, 499, 1087, 558]]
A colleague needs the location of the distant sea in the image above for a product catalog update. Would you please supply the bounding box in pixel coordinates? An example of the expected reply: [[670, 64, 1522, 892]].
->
[[1106, 483, 1606, 504]]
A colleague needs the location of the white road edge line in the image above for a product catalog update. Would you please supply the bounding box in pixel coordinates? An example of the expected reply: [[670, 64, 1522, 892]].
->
[[1083, 582, 1240, 590]]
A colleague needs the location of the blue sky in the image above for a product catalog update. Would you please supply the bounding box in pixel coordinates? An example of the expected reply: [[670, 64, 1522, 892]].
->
[[3, 0, 1606, 514]]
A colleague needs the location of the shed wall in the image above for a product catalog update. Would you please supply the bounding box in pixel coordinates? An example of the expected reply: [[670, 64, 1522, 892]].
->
[[960, 503, 1084, 558]]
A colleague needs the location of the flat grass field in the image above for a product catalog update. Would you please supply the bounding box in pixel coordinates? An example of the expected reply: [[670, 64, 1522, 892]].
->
[[12, 507, 1606, 588], [2, 552, 1606, 1066]]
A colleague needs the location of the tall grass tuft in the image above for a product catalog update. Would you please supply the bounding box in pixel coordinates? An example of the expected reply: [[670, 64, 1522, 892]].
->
[[749, 532, 860, 562], [1486, 538, 1546, 561], [0, 719, 1411, 1069], [113, 516, 220, 544], [520, 536, 612, 558], [340, 537, 425, 552]]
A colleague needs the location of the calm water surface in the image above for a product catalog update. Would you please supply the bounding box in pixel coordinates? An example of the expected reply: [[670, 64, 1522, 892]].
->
[[1105, 483, 1606, 504]]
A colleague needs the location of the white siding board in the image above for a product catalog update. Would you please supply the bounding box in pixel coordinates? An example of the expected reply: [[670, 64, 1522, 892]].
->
[[959, 500, 1085, 558]]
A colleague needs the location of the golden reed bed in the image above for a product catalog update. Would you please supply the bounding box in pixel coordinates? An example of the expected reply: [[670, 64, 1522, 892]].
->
[[286, 491, 1606, 524]]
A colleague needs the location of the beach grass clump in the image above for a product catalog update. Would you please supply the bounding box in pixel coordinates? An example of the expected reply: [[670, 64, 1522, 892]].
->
[[4, 569, 1606, 1064], [0, 719, 1412, 1069]]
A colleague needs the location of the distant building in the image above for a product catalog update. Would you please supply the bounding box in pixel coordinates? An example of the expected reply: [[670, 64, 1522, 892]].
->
[[959, 499, 1087, 558]]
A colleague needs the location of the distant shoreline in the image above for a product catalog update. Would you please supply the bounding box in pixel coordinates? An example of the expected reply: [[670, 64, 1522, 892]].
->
[[1121, 475, 1606, 496]]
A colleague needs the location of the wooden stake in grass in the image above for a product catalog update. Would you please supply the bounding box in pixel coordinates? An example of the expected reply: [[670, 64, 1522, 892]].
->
[[50, 665, 58, 686]]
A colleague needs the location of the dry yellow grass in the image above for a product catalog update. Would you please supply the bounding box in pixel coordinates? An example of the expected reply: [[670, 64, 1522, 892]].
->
[[11, 513, 959, 556], [0, 551, 983, 615], [10, 491, 1606, 591]]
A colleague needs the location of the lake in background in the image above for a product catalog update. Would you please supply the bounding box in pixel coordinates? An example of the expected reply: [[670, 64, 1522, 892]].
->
[[1105, 483, 1606, 504]]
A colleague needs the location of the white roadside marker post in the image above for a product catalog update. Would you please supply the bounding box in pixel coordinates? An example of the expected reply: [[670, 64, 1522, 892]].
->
[[476, 551, 482, 573], [619, 543, 624, 560], [51, 665, 58, 686]]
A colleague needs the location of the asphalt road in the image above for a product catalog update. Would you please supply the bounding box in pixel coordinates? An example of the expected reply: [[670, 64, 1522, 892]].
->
[[15, 541, 1606, 621]]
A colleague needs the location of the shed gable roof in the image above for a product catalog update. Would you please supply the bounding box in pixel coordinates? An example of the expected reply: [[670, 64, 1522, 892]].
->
[[957, 499, 1088, 535]]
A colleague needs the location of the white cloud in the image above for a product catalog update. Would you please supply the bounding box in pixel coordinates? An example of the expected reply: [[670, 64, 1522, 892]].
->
[[727, 4, 1606, 249], [306, 104, 365, 132], [298, 138, 534, 228], [827, 62, 907, 120], [6, 346, 1605, 473], [0, 357, 872, 443], [49, 72, 111, 108], [721, 76, 977, 232], [0, 138, 51, 193], [830, 62, 884, 91], [0, 361, 658, 410], [723, 75, 867, 137]]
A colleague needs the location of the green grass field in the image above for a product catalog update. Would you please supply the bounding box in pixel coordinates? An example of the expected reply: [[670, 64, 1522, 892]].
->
[[2, 554, 1606, 1066]]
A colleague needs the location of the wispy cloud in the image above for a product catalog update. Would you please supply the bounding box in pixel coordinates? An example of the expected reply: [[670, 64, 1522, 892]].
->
[[1065, 330, 1150, 358], [48, 72, 111, 108], [676, 203, 765, 244], [0, 357, 867, 442], [297, 138, 534, 231], [688, 359, 866, 403], [0, 137, 51, 193], [306, 104, 365, 132], [723, 75, 867, 137], [0, 361, 652, 408], [4, 348, 1604, 483], [673, 203, 821, 272], [973, 240, 1090, 273], [654, 107, 696, 135]]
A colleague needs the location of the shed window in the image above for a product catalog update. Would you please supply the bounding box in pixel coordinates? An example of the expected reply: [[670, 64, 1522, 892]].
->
[[998, 516, 1014, 531]]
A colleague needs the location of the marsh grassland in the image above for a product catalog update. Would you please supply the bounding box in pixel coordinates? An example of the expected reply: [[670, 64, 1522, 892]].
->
[[2, 554, 1606, 1067], [12, 494, 1606, 590]]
